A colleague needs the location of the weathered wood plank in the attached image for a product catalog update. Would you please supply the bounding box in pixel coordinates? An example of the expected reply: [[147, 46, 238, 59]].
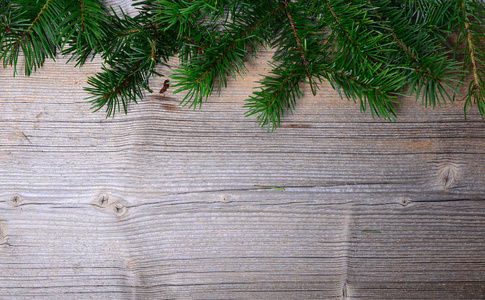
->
[[0, 21, 485, 299], [346, 197, 485, 299]]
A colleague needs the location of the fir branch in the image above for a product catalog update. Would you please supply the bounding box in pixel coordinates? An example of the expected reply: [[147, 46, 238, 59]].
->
[[171, 1, 285, 108], [203, 2, 283, 73], [154, 0, 229, 37], [266, 71, 297, 110], [325, 1, 353, 43], [322, 0, 404, 117], [84, 5, 175, 116], [283, 1, 309, 77], [244, 62, 306, 131], [80, 0, 85, 32], [85, 59, 153, 116], [459, 0, 485, 118], [3, 0, 485, 129], [367, 0, 418, 63], [25, 0, 52, 33], [321, 63, 400, 120], [1, 0, 62, 75], [463, 1, 480, 91], [244, 3, 327, 130], [366, 0, 461, 108], [59, 0, 108, 65], [117, 22, 158, 37], [322, 0, 394, 71]]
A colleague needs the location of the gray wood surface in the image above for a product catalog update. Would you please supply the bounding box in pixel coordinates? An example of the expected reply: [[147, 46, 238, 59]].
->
[[1, 4, 485, 298]]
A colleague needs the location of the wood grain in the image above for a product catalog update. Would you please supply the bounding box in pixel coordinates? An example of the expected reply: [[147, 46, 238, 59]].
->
[[1, 3, 485, 298]]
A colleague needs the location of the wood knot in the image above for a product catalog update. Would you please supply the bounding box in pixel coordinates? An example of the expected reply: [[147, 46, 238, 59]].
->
[[398, 197, 412, 207], [220, 194, 231, 203], [92, 193, 110, 208], [111, 203, 127, 217], [437, 163, 459, 189], [9, 194, 22, 207], [92, 193, 129, 217]]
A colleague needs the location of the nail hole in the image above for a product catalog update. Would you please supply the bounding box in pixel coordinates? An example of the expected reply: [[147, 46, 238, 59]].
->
[[220, 194, 230, 203]]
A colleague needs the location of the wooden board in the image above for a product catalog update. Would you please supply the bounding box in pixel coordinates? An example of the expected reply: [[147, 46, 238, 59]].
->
[[1, 3, 485, 299]]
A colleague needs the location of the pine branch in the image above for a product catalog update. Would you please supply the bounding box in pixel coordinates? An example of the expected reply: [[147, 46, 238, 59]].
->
[[364, 0, 461, 108], [460, 0, 485, 118], [325, 1, 353, 44], [84, 6, 175, 116], [244, 61, 306, 131], [1, 0, 63, 75], [154, 0, 230, 37], [3, 0, 485, 129], [367, 0, 419, 63], [283, 1, 310, 78], [170, 1, 284, 108], [85, 58, 153, 116], [321, 64, 400, 119], [322, 0, 404, 117], [59, 0, 108, 66]]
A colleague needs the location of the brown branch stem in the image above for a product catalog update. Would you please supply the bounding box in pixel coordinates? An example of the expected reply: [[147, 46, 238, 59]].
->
[[80, 0, 85, 32], [326, 1, 353, 43], [463, 1, 480, 91], [283, 1, 310, 77]]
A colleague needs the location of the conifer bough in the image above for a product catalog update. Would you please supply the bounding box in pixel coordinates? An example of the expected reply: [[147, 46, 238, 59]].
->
[[1, 0, 485, 130]]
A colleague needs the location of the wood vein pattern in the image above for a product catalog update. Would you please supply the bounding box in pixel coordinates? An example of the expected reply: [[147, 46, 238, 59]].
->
[[0, 4, 484, 297]]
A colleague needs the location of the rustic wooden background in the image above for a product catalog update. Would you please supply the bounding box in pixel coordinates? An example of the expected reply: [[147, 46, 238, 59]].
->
[[1, 3, 485, 299]]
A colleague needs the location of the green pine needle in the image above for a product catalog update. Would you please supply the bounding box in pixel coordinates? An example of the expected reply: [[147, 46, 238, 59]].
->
[[1, 0, 485, 130]]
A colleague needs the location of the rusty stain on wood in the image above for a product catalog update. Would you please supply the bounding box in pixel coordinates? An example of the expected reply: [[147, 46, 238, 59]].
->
[[280, 123, 311, 128], [160, 103, 180, 111]]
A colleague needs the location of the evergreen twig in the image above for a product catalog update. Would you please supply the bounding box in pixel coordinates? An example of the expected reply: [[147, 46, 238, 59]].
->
[[1, 0, 485, 130]]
